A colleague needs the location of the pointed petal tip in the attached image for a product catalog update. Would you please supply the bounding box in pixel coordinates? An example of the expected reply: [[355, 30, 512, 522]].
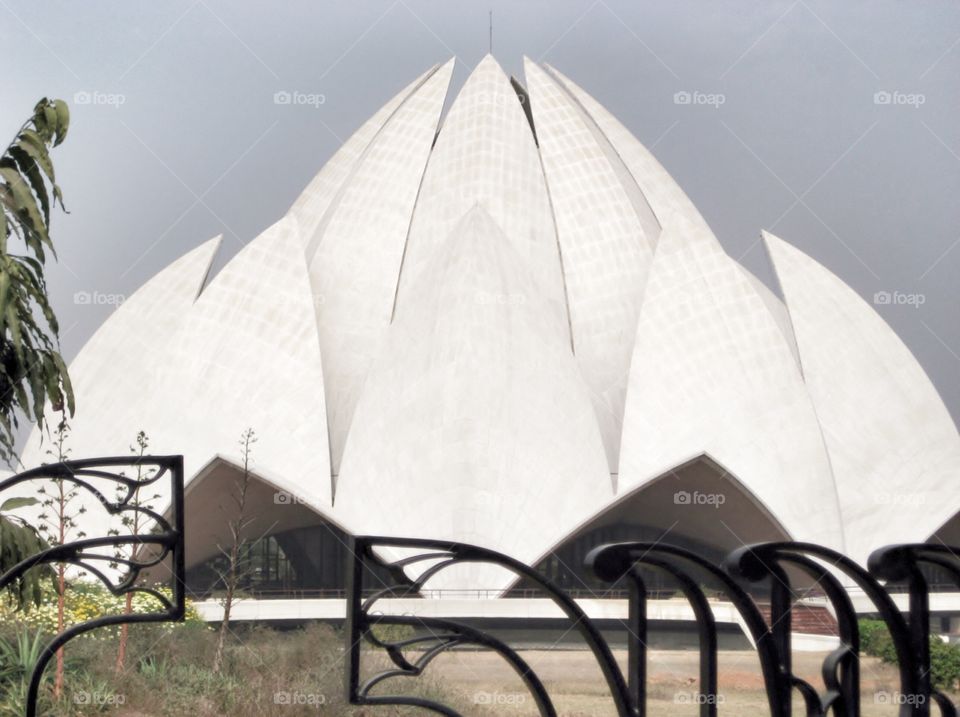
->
[[761, 230, 790, 252], [473, 53, 506, 75], [521, 56, 546, 76]]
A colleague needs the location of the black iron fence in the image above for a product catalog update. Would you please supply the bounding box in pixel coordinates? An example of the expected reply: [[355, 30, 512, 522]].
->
[[346, 535, 960, 717], [1, 455, 959, 716], [0, 456, 185, 717]]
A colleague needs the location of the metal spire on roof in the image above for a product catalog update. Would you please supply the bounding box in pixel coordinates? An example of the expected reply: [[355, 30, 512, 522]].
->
[[489, 10, 493, 54]]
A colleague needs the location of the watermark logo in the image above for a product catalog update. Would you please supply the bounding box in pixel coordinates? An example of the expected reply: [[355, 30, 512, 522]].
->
[[273, 490, 320, 506], [873, 90, 925, 108], [874, 491, 925, 507], [273, 690, 327, 706], [873, 290, 925, 308], [674, 691, 725, 706], [73, 90, 126, 108], [475, 291, 526, 306], [674, 490, 726, 508], [674, 90, 726, 108], [473, 691, 526, 706], [875, 691, 927, 706], [274, 90, 326, 108], [74, 290, 125, 307], [473, 90, 525, 107], [74, 691, 126, 706]]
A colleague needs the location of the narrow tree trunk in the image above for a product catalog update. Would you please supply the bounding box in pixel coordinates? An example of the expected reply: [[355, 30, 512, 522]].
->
[[212, 428, 255, 676], [115, 593, 133, 673], [212, 542, 239, 674], [116, 434, 149, 675], [54, 485, 65, 698], [54, 563, 65, 697]]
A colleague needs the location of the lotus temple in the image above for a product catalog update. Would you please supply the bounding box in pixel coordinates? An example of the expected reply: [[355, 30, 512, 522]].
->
[[16, 56, 960, 623]]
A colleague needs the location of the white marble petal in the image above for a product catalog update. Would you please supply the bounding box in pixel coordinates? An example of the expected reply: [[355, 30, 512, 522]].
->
[[155, 214, 331, 505], [336, 207, 611, 592], [765, 231, 960, 563], [20, 237, 221, 469], [291, 63, 444, 252], [308, 59, 454, 477], [395, 55, 568, 340], [618, 214, 844, 549], [524, 58, 657, 474]]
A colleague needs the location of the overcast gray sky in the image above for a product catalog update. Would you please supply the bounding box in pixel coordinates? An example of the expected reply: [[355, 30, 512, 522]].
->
[[2, 0, 958, 439]]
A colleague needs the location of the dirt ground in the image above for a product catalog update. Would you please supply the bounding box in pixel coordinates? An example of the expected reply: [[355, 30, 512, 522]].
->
[[405, 648, 926, 716]]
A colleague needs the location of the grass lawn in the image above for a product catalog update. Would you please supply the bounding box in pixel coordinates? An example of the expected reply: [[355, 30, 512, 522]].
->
[[0, 621, 952, 715]]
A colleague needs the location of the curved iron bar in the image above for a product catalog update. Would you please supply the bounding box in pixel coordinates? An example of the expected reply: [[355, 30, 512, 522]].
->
[[363, 622, 462, 670], [1, 536, 175, 596], [345, 535, 634, 716], [728, 549, 856, 716], [587, 542, 791, 717], [362, 555, 462, 608], [726, 541, 955, 717], [785, 554, 859, 717], [869, 544, 960, 717], [1, 460, 171, 515], [639, 556, 718, 717], [614, 566, 647, 713], [0, 456, 185, 717], [343, 536, 960, 717], [359, 614, 558, 716]]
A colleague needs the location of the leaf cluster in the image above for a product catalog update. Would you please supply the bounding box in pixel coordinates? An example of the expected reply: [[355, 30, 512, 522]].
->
[[0, 497, 51, 610], [0, 98, 73, 466]]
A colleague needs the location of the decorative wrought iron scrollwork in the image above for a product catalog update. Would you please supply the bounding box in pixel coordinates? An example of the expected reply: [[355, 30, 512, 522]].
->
[[0, 456, 185, 717], [586, 541, 786, 717], [345, 536, 633, 716], [719, 541, 960, 717], [347, 535, 960, 717]]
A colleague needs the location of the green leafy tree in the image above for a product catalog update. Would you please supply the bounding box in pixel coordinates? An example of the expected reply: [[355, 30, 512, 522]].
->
[[0, 98, 73, 613], [0, 496, 48, 610], [0, 98, 74, 466]]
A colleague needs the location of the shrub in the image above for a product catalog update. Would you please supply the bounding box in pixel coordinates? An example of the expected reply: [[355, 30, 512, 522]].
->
[[859, 618, 960, 691], [859, 618, 898, 663], [930, 636, 960, 692], [0, 618, 465, 716], [0, 580, 204, 637]]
